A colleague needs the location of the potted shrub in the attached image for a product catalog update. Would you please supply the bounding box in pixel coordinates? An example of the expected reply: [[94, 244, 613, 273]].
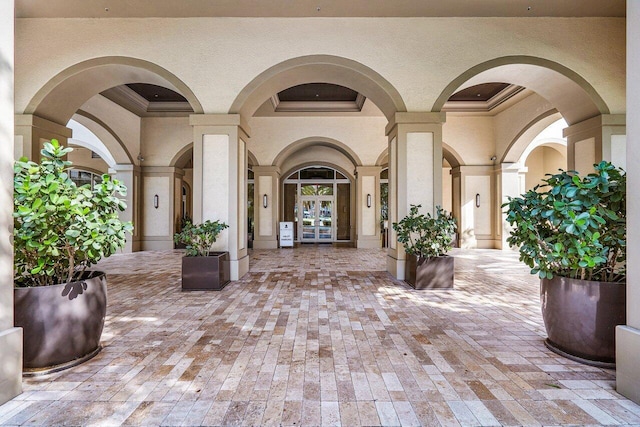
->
[[504, 161, 625, 367], [393, 204, 457, 289], [13, 140, 133, 372], [174, 220, 230, 291]]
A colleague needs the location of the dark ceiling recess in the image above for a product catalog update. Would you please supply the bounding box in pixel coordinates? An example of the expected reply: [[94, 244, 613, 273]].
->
[[278, 83, 358, 102], [448, 83, 511, 102], [125, 83, 187, 102]]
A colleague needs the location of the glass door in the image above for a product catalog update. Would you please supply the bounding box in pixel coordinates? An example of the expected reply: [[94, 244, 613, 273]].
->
[[300, 197, 334, 242]]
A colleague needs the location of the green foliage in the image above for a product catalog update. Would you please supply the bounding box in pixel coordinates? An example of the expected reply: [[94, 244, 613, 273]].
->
[[174, 220, 229, 257], [14, 140, 134, 287], [504, 161, 625, 282], [393, 205, 457, 259]]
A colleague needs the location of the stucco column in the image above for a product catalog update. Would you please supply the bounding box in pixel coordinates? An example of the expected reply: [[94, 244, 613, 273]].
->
[[109, 164, 141, 253], [14, 114, 72, 161], [450, 165, 496, 249], [385, 112, 445, 279], [0, 0, 23, 405], [563, 114, 626, 174], [356, 166, 382, 249], [140, 166, 183, 251], [617, 0, 640, 404], [252, 166, 280, 249], [498, 162, 525, 250], [190, 114, 250, 281]]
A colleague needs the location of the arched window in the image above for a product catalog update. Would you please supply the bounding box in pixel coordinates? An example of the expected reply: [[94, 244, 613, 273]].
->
[[69, 169, 102, 190]]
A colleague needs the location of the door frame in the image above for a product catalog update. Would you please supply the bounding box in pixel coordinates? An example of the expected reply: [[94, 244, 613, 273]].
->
[[299, 195, 335, 242]]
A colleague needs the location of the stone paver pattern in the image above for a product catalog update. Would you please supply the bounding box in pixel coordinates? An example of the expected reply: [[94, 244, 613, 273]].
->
[[1, 246, 639, 426]]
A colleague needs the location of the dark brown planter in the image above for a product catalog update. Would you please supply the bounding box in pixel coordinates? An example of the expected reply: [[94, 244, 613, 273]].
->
[[541, 276, 626, 367], [182, 252, 230, 291], [406, 254, 454, 289], [14, 272, 107, 373]]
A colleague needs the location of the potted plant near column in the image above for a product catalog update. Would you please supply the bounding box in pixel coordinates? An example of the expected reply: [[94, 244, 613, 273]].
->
[[504, 161, 626, 367], [393, 204, 457, 289], [174, 220, 230, 290], [13, 140, 133, 373]]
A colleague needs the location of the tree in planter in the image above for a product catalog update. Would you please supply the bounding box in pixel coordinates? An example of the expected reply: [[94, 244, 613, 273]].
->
[[503, 161, 625, 366], [393, 204, 457, 259], [174, 220, 231, 291], [14, 139, 133, 287], [13, 139, 133, 370], [504, 161, 625, 283], [393, 205, 457, 289], [174, 220, 229, 257]]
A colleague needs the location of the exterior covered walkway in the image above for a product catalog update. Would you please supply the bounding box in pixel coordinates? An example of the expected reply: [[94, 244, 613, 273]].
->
[[0, 248, 638, 426]]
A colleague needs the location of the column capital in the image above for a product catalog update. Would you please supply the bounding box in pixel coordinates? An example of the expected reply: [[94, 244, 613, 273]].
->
[[15, 114, 73, 138], [386, 112, 446, 136], [563, 114, 625, 139], [355, 165, 382, 176], [108, 163, 140, 174], [252, 165, 281, 176], [189, 113, 251, 138]]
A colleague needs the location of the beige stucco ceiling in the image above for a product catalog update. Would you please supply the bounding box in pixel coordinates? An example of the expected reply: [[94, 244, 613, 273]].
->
[[15, 0, 625, 18]]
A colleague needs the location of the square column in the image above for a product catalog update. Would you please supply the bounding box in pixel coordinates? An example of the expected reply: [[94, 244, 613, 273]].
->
[[14, 114, 72, 161], [498, 162, 526, 250], [191, 114, 250, 280], [450, 165, 496, 249], [140, 166, 184, 251], [563, 114, 625, 173], [617, 0, 640, 404], [252, 166, 280, 249], [0, 0, 23, 405], [109, 164, 141, 252], [385, 112, 445, 279], [356, 166, 382, 248]]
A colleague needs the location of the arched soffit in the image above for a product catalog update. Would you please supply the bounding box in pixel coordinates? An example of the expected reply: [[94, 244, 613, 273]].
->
[[170, 143, 194, 169], [272, 137, 363, 169], [442, 143, 464, 168], [432, 56, 609, 126], [67, 119, 116, 168], [72, 111, 133, 164], [229, 55, 407, 121], [522, 141, 567, 166], [247, 150, 259, 168], [281, 162, 355, 183], [25, 56, 204, 126], [502, 110, 564, 164], [375, 150, 388, 167]]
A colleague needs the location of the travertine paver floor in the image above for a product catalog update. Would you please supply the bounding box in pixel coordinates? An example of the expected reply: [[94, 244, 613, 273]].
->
[[2, 247, 640, 426]]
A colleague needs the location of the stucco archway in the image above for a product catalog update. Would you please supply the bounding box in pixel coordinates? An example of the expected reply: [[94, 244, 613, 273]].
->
[[229, 55, 406, 120], [25, 56, 203, 126], [432, 56, 609, 126]]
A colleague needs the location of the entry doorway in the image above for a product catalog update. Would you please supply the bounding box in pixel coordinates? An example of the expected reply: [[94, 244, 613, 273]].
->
[[301, 196, 333, 242]]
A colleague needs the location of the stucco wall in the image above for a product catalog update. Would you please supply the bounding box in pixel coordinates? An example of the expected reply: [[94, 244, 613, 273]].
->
[[15, 17, 625, 119]]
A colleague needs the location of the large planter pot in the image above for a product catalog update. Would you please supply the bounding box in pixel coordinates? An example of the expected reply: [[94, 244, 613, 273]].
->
[[14, 272, 107, 373], [182, 252, 230, 291], [541, 276, 626, 367], [406, 254, 454, 290]]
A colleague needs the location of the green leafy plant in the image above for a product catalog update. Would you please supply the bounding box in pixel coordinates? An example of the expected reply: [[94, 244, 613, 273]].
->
[[504, 161, 625, 282], [393, 205, 457, 258], [14, 140, 134, 287], [174, 220, 229, 257]]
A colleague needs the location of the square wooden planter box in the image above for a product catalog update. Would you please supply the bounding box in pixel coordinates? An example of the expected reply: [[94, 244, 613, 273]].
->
[[406, 254, 454, 290], [181, 252, 230, 291]]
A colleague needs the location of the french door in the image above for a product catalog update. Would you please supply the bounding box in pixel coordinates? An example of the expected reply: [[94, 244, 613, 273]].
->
[[300, 197, 334, 242]]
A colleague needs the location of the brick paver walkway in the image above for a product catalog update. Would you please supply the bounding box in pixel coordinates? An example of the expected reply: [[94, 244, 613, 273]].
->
[[1, 247, 639, 426]]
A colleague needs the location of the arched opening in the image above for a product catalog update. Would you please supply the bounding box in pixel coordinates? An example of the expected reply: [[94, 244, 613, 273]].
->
[[282, 165, 353, 243]]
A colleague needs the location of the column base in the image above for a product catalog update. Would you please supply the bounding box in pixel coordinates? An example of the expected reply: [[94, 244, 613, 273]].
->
[[230, 254, 250, 281], [0, 327, 23, 405], [387, 253, 405, 280], [617, 326, 640, 404], [141, 239, 174, 251], [357, 238, 381, 249], [253, 240, 278, 249]]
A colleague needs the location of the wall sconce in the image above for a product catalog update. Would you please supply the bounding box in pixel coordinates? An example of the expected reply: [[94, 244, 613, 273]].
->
[[154, 194, 159, 209], [475, 193, 480, 208], [366, 193, 372, 208], [263, 194, 268, 208]]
